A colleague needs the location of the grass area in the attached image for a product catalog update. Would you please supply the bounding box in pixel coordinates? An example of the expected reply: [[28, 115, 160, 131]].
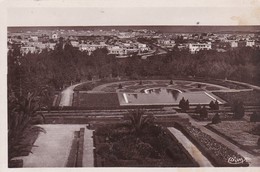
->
[[204, 86, 222, 91], [77, 93, 120, 108], [208, 121, 260, 155], [94, 124, 198, 167], [213, 90, 260, 106]]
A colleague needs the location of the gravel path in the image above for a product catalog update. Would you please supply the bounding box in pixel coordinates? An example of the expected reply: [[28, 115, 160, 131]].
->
[[59, 83, 82, 106]]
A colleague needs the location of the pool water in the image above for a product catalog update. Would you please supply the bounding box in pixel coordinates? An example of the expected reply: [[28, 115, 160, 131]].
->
[[120, 88, 221, 106]]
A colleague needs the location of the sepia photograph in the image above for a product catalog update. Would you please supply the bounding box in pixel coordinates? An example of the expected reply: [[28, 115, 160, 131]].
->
[[1, 0, 260, 170]]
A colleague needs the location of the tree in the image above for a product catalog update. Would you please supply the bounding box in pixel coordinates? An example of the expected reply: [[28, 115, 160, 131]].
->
[[118, 83, 123, 89], [8, 92, 45, 162], [125, 109, 154, 136], [209, 100, 215, 110], [179, 97, 186, 111], [214, 100, 219, 110], [232, 101, 245, 119], [200, 106, 208, 119]]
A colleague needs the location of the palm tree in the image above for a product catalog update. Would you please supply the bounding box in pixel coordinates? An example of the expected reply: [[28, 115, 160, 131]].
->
[[125, 109, 154, 135], [8, 91, 46, 162]]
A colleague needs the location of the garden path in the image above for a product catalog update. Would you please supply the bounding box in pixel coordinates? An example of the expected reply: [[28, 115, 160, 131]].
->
[[59, 83, 82, 106]]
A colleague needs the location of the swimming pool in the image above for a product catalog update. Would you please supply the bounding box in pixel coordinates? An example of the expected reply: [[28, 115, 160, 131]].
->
[[119, 88, 222, 106]]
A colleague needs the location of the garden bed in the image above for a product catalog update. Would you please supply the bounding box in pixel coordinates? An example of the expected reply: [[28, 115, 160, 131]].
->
[[93, 124, 199, 167], [174, 122, 249, 167]]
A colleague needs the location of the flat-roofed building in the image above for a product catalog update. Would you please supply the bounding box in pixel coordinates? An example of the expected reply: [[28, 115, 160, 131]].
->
[[20, 46, 36, 55], [107, 45, 127, 55], [188, 42, 212, 54], [246, 40, 255, 47]]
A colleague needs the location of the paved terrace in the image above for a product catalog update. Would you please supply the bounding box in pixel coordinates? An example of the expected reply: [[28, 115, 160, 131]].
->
[[14, 125, 94, 167]]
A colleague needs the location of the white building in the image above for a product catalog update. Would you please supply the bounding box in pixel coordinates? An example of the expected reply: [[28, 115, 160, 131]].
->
[[107, 46, 127, 55], [70, 41, 79, 47], [188, 42, 212, 54], [246, 40, 255, 47], [30, 36, 38, 42], [230, 41, 238, 48], [79, 44, 106, 55], [137, 43, 149, 52], [20, 46, 36, 55], [158, 39, 175, 47]]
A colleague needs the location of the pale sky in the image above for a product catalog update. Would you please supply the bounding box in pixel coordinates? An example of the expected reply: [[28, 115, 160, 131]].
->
[[3, 0, 260, 26]]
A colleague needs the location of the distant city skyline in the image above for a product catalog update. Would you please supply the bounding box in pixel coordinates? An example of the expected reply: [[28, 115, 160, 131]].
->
[[8, 26, 260, 34]]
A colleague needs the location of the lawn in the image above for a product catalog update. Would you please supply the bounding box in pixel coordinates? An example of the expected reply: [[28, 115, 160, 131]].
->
[[213, 90, 260, 106], [209, 121, 260, 154], [76, 93, 120, 108]]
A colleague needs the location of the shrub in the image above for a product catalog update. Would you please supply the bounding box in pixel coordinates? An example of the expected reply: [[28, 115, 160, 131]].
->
[[185, 100, 190, 110], [232, 101, 245, 119], [195, 104, 202, 113], [169, 80, 173, 85], [136, 142, 153, 158], [209, 100, 219, 110], [197, 84, 201, 88], [118, 84, 123, 89], [200, 106, 208, 119], [215, 100, 219, 110], [209, 101, 215, 110], [212, 113, 221, 124], [179, 97, 189, 112]]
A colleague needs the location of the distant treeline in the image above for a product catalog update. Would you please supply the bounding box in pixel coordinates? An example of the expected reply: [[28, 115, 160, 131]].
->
[[8, 39, 260, 98]]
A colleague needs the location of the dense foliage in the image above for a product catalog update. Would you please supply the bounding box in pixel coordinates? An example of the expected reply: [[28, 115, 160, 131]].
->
[[94, 110, 197, 167], [8, 40, 260, 98]]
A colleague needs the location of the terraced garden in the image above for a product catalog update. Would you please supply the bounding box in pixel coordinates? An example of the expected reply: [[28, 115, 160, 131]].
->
[[175, 122, 249, 167]]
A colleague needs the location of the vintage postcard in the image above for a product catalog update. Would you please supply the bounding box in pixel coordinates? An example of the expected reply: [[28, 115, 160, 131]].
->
[[1, 0, 260, 171]]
